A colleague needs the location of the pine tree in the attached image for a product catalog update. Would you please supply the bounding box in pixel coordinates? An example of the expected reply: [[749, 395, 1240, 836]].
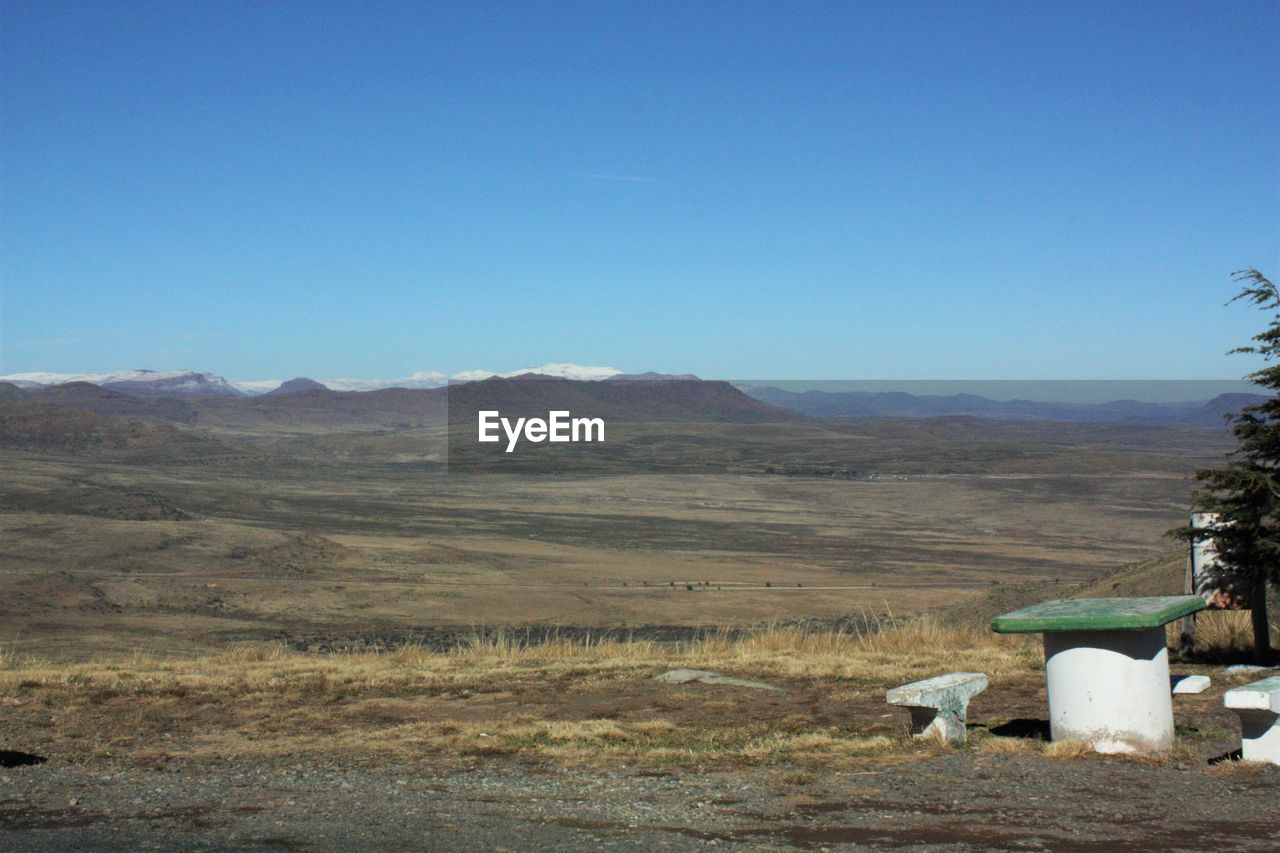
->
[[1181, 269, 1279, 663]]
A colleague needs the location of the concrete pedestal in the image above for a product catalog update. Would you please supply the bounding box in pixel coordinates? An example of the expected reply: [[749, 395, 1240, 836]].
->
[[1043, 627, 1174, 754]]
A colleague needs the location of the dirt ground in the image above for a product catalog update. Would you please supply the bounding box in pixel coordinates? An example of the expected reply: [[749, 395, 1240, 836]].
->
[[4, 731, 1277, 851], [2, 660, 1277, 851]]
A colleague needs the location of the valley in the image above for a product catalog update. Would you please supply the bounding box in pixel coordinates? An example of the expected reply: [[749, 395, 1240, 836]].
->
[[0, 378, 1236, 658]]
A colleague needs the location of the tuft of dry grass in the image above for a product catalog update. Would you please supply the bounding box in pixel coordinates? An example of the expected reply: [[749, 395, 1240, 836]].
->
[[973, 734, 1208, 766], [971, 734, 1092, 759], [1042, 739, 1095, 760], [1193, 610, 1257, 657], [1165, 608, 1278, 661], [974, 735, 1039, 755], [1206, 757, 1274, 777]]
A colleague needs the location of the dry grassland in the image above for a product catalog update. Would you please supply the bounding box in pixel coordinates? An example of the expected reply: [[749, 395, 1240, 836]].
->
[[0, 437, 1217, 656], [2, 621, 1038, 768], [2, 618, 1265, 775]]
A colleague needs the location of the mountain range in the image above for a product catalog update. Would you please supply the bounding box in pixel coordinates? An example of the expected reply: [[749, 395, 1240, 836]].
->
[[741, 386, 1266, 429], [0, 367, 1267, 431], [0, 376, 789, 440], [0, 364, 633, 396], [0, 369, 245, 396]]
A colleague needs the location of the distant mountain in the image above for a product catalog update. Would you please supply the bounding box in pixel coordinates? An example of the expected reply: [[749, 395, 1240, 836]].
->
[[605, 372, 701, 382], [239, 385, 447, 419], [8, 365, 1267, 432], [1181, 393, 1270, 428], [0, 369, 244, 398], [317, 364, 622, 391], [317, 371, 448, 392], [3, 381, 446, 436], [501, 372, 574, 381], [266, 377, 329, 395], [445, 377, 799, 425], [3, 364, 629, 396], [508, 363, 621, 380], [743, 387, 1269, 428], [25, 382, 198, 423], [107, 371, 244, 398], [745, 388, 880, 418], [29, 377, 792, 435], [0, 381, 29, 404], [0, 402, 222, 457]]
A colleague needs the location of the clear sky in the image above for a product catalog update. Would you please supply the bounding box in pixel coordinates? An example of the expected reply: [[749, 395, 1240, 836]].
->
[[2, 0, 1277, 382]]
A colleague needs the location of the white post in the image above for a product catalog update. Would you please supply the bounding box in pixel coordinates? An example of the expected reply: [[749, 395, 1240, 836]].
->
[[1043, 628, 1174, 753], [1190, 512, 1222, 585]]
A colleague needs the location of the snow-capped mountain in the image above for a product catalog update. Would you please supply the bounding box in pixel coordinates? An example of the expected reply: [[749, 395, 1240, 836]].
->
[[2, 364, 626, 396], [232, 379, 294, 395], [451, 363, 623, 382], [318, 371, 449, 392], [0, 370, 244, 397], [239, 364, 622, 394]]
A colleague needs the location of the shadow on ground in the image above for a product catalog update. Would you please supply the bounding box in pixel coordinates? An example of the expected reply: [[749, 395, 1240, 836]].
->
[[0, 751, 47, 768], [984, 718, 1051, 740]]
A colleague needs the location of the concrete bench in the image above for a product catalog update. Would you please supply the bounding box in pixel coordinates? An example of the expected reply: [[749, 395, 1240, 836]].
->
[[1171, 674, 1211, 695], [1224, 676, 1280, 765], [886, 672, 988, 745]]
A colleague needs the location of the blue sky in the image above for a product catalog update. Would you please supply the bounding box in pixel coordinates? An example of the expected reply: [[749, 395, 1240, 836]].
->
[[2, 1, 1277, 381]]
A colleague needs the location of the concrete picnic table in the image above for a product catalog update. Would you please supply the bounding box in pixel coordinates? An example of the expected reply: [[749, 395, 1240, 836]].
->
[[992, 595, 1206, 754]]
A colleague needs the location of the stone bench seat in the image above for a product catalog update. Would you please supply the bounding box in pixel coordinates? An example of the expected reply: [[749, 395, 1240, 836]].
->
[[886, 672, 988, 744], [1224, 675, 1280, 765], [1171, 674, 1211, 695]]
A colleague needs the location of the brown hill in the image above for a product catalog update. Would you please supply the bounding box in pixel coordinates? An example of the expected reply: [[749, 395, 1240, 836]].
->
[[266, 377, 330, 395], [21, 383, 445, 435], [748, 387, 1270, 428], [20, 378, 799, 432], [444, 378, 801, 425], [29, 382, 198, 424], [0, 402, 223, 457], [605, 372, 702, 382], [245, 386, 446, 416], [939, 550, 1186, 628], [441, 379, 805, 473], [0, 381, 30, 404], [185, 378, 798, 435], [1180, 393, 1269, 429], [1071, 549, 1186, 598]]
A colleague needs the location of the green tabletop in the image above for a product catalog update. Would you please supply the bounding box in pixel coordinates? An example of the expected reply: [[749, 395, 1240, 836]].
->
[[991, 595, 1206, 634]]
